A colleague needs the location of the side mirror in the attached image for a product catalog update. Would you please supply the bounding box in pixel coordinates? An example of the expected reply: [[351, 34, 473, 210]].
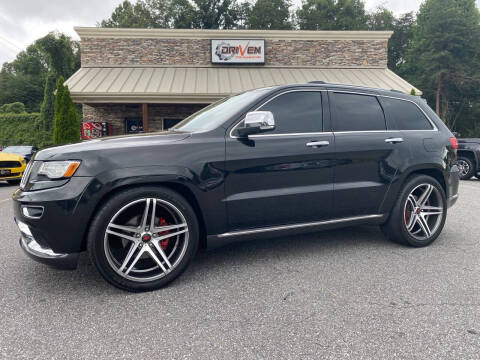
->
[[236, 111, 275, 137]]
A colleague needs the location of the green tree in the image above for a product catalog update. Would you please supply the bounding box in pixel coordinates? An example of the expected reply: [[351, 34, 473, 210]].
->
[[192, 0, 239, 29], [100, 0, 240, 29], [297, 0, 368, 30], [0, 32, 80, 112], [39, 72, 56, 132], [367, 6, 395, 30], [388, 12, 415, 72], [167, 0, 197, 28], [403, 0, 480, 128], [236, 1, 252, 29], [100, 0, 156, 27], [36, 32, 81, 79], [53, 77, 80, 145], [247, 0, 292, 30]]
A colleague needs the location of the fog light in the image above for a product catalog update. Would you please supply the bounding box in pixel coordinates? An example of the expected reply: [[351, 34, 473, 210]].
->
[[22, 206, 44, 219], [16, 219, 33, 237]]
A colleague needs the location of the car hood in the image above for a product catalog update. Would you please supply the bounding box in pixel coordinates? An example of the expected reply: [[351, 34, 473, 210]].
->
[[35, 131, 191, 161], [0, 152, 24, 162]]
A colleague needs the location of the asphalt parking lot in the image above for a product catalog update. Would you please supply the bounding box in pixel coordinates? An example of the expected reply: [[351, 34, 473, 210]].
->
[[0, 181, 479, 359]]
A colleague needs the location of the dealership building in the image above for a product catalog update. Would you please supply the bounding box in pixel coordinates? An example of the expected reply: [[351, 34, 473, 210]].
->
[[65, 27, 419, 137]]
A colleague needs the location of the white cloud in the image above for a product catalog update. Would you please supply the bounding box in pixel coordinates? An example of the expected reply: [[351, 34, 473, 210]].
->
[[0, 0, 122, 65]]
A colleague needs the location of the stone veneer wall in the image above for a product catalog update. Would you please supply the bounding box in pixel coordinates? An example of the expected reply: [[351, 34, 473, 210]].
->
[[83, 103, 207, 135], [81, 38, 388, 68]]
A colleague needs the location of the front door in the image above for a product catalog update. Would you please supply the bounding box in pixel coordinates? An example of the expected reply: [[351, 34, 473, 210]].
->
[[225, 90, 335, 230]]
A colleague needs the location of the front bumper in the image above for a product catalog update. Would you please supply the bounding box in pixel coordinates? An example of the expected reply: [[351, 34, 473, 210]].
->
[[17, 219, 79, 269], [13, 176, 96, 257]]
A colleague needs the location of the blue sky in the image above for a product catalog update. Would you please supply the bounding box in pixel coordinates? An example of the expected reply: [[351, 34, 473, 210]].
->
[[0, 0, 478, 65]]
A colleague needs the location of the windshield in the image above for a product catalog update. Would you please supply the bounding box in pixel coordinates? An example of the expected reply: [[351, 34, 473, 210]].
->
[[172, 87, 272, 132], [2, 146, 32, 156]]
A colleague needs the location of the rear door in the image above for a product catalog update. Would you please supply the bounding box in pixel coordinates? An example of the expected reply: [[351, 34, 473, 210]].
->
[[330, 91, 407, 218], [225, 90, 335, 230]]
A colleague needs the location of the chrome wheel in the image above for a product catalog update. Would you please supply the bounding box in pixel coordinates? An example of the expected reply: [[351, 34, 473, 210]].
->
[[457, 159, 470, 178], [403, 183, 444, 241], [104, 198, 189, 282]]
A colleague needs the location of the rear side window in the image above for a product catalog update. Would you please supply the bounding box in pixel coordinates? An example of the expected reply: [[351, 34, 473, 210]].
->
[[257, 91, 322, 134], [380, 97, 433, 130], [332, 92, 386, 131]]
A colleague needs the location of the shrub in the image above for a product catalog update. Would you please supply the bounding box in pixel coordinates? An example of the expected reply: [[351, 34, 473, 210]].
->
[[53, 77, 80, 145], [40, 73, 56, 132], [0, 102, 26, 114], [0, 113, 39, 146]]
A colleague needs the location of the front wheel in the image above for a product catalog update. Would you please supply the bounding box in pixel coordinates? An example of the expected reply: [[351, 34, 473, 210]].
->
[[381, 175, 447, 247], [87, 186, 199, 292], [457, 156, 475, 180]]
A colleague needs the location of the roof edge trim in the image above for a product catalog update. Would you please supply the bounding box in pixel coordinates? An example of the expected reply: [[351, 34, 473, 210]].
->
[[74, 27, 393, 41]]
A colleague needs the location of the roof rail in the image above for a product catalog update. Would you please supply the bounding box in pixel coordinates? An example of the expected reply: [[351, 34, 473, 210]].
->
[[389, 89, 405, 94], [308, 81, 327, 84]]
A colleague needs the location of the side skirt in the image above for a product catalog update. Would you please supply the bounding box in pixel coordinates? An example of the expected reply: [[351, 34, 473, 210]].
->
[[207, 214, 388, 250]]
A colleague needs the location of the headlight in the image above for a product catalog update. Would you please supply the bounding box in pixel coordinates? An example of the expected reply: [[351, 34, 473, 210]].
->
[[38, 161, 81, 179]]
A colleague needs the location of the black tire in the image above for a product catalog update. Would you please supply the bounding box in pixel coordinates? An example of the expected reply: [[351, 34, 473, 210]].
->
[[381, 175, 447, 247], [87, 186, 199, 292], [6, 179, 20, 185], [457, 156, 475, 180]]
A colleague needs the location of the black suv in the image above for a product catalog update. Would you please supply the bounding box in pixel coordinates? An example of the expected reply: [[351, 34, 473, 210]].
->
[[457, 138, 480, 180], [13, 83, 460, 292]]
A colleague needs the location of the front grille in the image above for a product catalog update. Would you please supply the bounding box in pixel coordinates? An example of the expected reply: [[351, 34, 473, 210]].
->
[[0, 172, 20, 178], [0, 161, 21, 168]]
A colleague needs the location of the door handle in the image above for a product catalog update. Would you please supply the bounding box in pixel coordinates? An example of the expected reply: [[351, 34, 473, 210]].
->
[[306, 140, 330, 148], [385, 137, 404, 144]]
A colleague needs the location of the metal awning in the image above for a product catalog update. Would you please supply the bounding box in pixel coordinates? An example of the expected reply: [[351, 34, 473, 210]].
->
[[65, 66, 420, 103]]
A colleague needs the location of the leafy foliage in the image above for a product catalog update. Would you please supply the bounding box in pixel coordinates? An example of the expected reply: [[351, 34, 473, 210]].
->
[[0, 102, 26, 114], [39, 73, 57, 132], [296, 0, 368, 30], [0, 113, 42, 147], [0, 32, 80, 113], [100, 0, 240, 29], [402, 0, 480, 131], [247, 0, 292, 30], [53, 77, 80, 145]]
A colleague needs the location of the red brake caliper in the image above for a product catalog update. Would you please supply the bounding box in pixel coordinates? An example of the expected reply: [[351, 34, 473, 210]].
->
[[158, 217, 170, 251]]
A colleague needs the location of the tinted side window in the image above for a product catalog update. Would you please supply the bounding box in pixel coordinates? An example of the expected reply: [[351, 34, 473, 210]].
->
[[380, 97, 433, 130], [333, 93, 386, 131], [258, 91, 322, 134]]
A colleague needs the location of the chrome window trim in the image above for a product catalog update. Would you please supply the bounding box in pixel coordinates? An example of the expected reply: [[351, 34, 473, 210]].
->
[[229, 89, 326, 139], [329, 90, 438, 132], [217, 214, 384, 238], [249, 131, 333, 139]]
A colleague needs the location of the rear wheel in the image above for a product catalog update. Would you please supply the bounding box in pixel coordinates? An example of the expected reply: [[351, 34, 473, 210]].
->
[[381, 175, 447, 247], [457, 156, 475, 180], [87, 186, 199, 292]]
